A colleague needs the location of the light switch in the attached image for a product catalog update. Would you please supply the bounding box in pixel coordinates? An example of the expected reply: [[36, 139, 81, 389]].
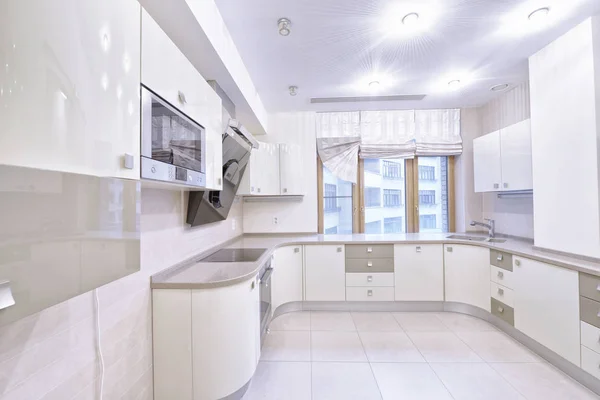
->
[[0, 281, 15, 310]]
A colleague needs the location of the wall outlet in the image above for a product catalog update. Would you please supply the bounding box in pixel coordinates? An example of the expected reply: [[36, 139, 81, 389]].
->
[[273, 217, 278, 225]]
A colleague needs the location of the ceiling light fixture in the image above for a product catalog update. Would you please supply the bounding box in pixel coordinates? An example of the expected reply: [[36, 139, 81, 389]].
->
[[528, 7, 550, 22], [402, 13, 420, 26], [288, 86, 298, 96], [447, 79, 461, 89], [278, 18, 291, 36], [369, 81, 381, 90], [490, 83, 510, 92]]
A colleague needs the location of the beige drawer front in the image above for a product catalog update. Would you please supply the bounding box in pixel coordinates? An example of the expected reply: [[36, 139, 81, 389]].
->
[[346, 273, 394, 287], [490, 250, 513, 271], [345, 245, 393, 259], [490, 265, 514, 289], [581, 346, 600, 380], [580, 273, 600, 302], [581, 297, 600, 329], [346, 287, 394, 301], [345, 258, 394, 273], [491, 298, 514, 326], [581, 321, 600, 354], [490, 281, 514, 307]]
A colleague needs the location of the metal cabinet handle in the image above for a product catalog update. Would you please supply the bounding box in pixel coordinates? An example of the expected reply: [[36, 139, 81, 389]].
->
[[498, 288, 504, 295], [494, 183, 499, 189], [251, 280, 256, 290], [515, 259, 521, 267], [503, 183, 508, 189], [251, 186, 255, 193], [497, 271, 504, 279], [294, 247, 300, 253], [497, 254, 503, 261], [367, 261, 373, 267], [367, 290, 373, 297], [367, 247, 373, 253], [416, 246, 422, 253], [596, 284, 600, 292], [178, 91, 187, 104], [498, 306, 504, 313], [283, 188, 288, 193], [217, 178, 222, 185], [337, 247, 342, 253], [447, 247, 453, 252], [257, 188, 261, 193], [596, 311, 600, 318], [367, 276, 373, 283]]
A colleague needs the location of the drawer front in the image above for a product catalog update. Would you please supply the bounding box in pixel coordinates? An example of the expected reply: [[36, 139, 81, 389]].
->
[[490, 250, 513, 271], [581, 345, 600, 380], [346, 287, 395, 301], [491, 298, 514, 326], [345, 258, 394, 273], [490, 281, 514, 307], [346, 273, 394, 287], [581, 296, 600, 329], [581, 321, 600, 354], [490, 265, 514, 289], [345, 245, 393, 259], [580, 273, 600, 302]]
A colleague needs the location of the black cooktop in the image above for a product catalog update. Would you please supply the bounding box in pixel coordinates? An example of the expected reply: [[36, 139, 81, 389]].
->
[[199, 248, 267, 263]]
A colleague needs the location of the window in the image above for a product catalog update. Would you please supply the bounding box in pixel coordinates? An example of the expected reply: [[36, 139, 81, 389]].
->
[[419, 190, 436, 205], [364, 159, 380, 174], [420, 214, 437, 230], [324, 183, 338, 213], [419, 165, 435, 181], [365, 220, 382, 234], [383, 189, 402, 207], [325, 226, 338, 234], [382, 160, 402, 179], [384, 217, 403, 234], [365, 187, 381, 207], [322, 166, 353, 235]]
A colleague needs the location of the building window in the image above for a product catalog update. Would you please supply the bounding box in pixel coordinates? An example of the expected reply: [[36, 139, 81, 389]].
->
[[364, 159, 380, 174], [365, 187, 381, 207], [419, 165, 435, 181], [382, 161, 402, 179], [419, 190, 436, 205], [365, 220, 382, 234], [383, 189, 403, 207], [420, 214, 437, 230], [325, 226, 338, 234], [324, 183, 338, 213], [384, 217, 403, 234]]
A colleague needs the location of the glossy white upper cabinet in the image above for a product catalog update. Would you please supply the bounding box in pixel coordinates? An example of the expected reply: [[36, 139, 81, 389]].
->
[[444, 244, 490, 311], [141, 10, 223, 189], [238, 142, 281, 196], [473, 119, 533, 193], [0, 0, 141, 178], [279, 144, 304, 195]]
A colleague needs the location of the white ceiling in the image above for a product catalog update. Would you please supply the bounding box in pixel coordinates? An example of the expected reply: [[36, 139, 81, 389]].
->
[[214, 0, 600, 113]]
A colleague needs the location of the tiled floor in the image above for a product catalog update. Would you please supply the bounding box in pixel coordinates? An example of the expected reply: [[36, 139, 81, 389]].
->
[[243, 311, 600, 400]]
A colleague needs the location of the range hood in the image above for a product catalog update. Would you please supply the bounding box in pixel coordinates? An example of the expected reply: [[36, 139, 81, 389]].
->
[[186, 118, 258, 227]]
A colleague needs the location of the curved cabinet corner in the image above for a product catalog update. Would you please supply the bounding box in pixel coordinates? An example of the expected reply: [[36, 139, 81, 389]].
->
[[272, 245, 304, 310]]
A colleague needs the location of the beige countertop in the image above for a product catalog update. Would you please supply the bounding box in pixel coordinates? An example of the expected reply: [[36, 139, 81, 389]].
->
[[151, 233, 600, 289]]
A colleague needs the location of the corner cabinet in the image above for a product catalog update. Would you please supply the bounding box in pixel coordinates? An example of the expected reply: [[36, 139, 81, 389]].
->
[[272, 245, 304, 310], [304, 245, 346, 301], [473, 119, 532, 192], [444, 244, 490, 311], [0, 0, 141, 179]]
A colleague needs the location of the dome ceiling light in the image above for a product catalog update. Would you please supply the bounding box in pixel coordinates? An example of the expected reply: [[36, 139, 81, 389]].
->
[[528, 7, 550, 22], [402, 13, 420, 26], [491, 83, 510, 92], [288, 86, 298, 96]]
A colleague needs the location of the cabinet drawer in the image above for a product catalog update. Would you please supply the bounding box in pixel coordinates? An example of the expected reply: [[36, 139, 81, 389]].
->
[[346, 273, 394, 287], [490, 282, 514, 307], [581, 346, 600, 380], [581, 321, 600, 354], [490, 265, 514, 289], [490, 250, 513, 271], [345, 245, 393, 259], [580, 273, 600, 302], [581, 297, 600, 329], [346, 287, 394, 302], [345, 258, 394, 273], [491, 298, 514, 326]]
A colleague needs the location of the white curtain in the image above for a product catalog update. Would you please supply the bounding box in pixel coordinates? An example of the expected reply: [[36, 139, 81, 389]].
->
[[359, 110, 416, 159], [414, 109, 462, 156], [316, 112, 361, 183]]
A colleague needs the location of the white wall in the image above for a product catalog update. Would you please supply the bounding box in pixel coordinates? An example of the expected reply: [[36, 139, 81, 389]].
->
[[529, 16, 600, 257]]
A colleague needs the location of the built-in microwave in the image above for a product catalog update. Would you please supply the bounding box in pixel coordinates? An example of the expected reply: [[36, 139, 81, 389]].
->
[[140, 85, 207, 188]]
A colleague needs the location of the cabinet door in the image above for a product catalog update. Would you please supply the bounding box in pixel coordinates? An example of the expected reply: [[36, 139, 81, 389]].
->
[[272, 246, 304, 310], [262, 143, 280, 195], [473, 131, 502, 192], [279, 144, 304, 195], [304, 245, 345, 301], [500, 119, 532, 191], [444, 245, 490, 311], [394, 244, 444, 301], [0, 0, 141, 179], [513, 257, 580, 365]]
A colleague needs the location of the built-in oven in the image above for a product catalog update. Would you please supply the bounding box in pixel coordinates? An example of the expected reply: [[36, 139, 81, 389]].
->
[[259, 258, 273, 340], [140, 85, 207, 188]]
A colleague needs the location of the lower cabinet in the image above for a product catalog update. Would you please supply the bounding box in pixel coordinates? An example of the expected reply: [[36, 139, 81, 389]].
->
[[444, 244, 490, 311], [272, 245, 304, 310], [513, 256, 580, 366], [394, 244, 444, 301], [304, 245, 345, 301]]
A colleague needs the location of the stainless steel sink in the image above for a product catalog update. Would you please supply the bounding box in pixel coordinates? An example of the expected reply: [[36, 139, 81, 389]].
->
[[486, 238, 507, 243], [446, 235, 487, 242]]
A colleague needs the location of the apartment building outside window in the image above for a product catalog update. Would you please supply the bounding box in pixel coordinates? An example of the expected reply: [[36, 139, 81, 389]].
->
[[420, 214, 437, 229], [419, 190, 436, 205], [365, 220, 382, 234], [382, 160, 402, 179], [365, 187, 381, 207], [364, 159, 380, 174], [384, 189, 403, 207], [324, 183, 338, 212], [419, 165, 435, 181], [384, 217, 403, 233]]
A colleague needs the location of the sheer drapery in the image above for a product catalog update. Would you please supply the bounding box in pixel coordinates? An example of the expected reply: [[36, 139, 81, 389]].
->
[[316, 112, 361, 183], [414, 109, 462, 156], [359, 110, 416, 159]]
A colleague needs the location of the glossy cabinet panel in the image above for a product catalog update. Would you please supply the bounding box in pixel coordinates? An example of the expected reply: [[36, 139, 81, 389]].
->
[[444, 245, 490, 311], [500, 119, 533, 191], [238, 142, 281, 195], [0, 0, 141, 178], [279, 144, 304, 195], [473, 130, 502, 192], [272, 246, 304, 310], [394, 244, 444, 301], [304, 245, 345, 301]]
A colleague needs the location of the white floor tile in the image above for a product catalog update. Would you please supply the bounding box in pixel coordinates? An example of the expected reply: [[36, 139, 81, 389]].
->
[[261, 331, 311, 361], [407, 332, 483, 363], [435, 313, 497, 332], [243, 362, 311, 400], [393, 312, 450, 332], [311, 331, 367, 362], [310, 312, 356, 331], [456, 331, 541, 363], [490, 363, 600, 400], [359, 331, 425, 363], [430, 363, 525, 400], [351, 312, 402, 332], [269, 312, 311, 331], [312, 362, 382, 400], [371, 363, 453, 400]]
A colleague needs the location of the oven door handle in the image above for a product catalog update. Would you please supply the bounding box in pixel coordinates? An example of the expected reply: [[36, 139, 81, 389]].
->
[[259, 268, 274, 284]]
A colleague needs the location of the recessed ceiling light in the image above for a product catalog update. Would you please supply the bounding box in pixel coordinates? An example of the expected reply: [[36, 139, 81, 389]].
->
[[448, 79, 461, 89], [490, 83, 510, 92], [528, 7, 550, 22], [278, 18, 291, 36], [288, 86, 298, 96], [369, 81, 381, 89], [402, 13, 420, 26]]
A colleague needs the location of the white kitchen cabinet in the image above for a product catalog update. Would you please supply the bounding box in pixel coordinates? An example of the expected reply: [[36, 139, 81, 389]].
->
[[394, 244, 444, 301], [444, 244, 490, 311], [141, 10, 223, 190], [238, 142, 281, 195], [513, 256, 580, 366], [304, 245, 346, 301], [473, 131, 502, 192], [279, 144, 304, 195], [0, 0, 141, 179], [272, 245, 304, 310]]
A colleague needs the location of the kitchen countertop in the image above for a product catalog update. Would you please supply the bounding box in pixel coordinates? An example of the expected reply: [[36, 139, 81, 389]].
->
[[151, 233, 600, 289]]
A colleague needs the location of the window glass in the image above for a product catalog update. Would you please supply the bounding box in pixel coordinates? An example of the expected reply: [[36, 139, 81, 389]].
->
[[323, 166, 353, 234], [363, 158, 406, 234], [417, 157, 449, 232]]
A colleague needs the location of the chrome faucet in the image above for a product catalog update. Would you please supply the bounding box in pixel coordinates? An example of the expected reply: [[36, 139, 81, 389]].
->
[[470, 219, 495, 238]]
